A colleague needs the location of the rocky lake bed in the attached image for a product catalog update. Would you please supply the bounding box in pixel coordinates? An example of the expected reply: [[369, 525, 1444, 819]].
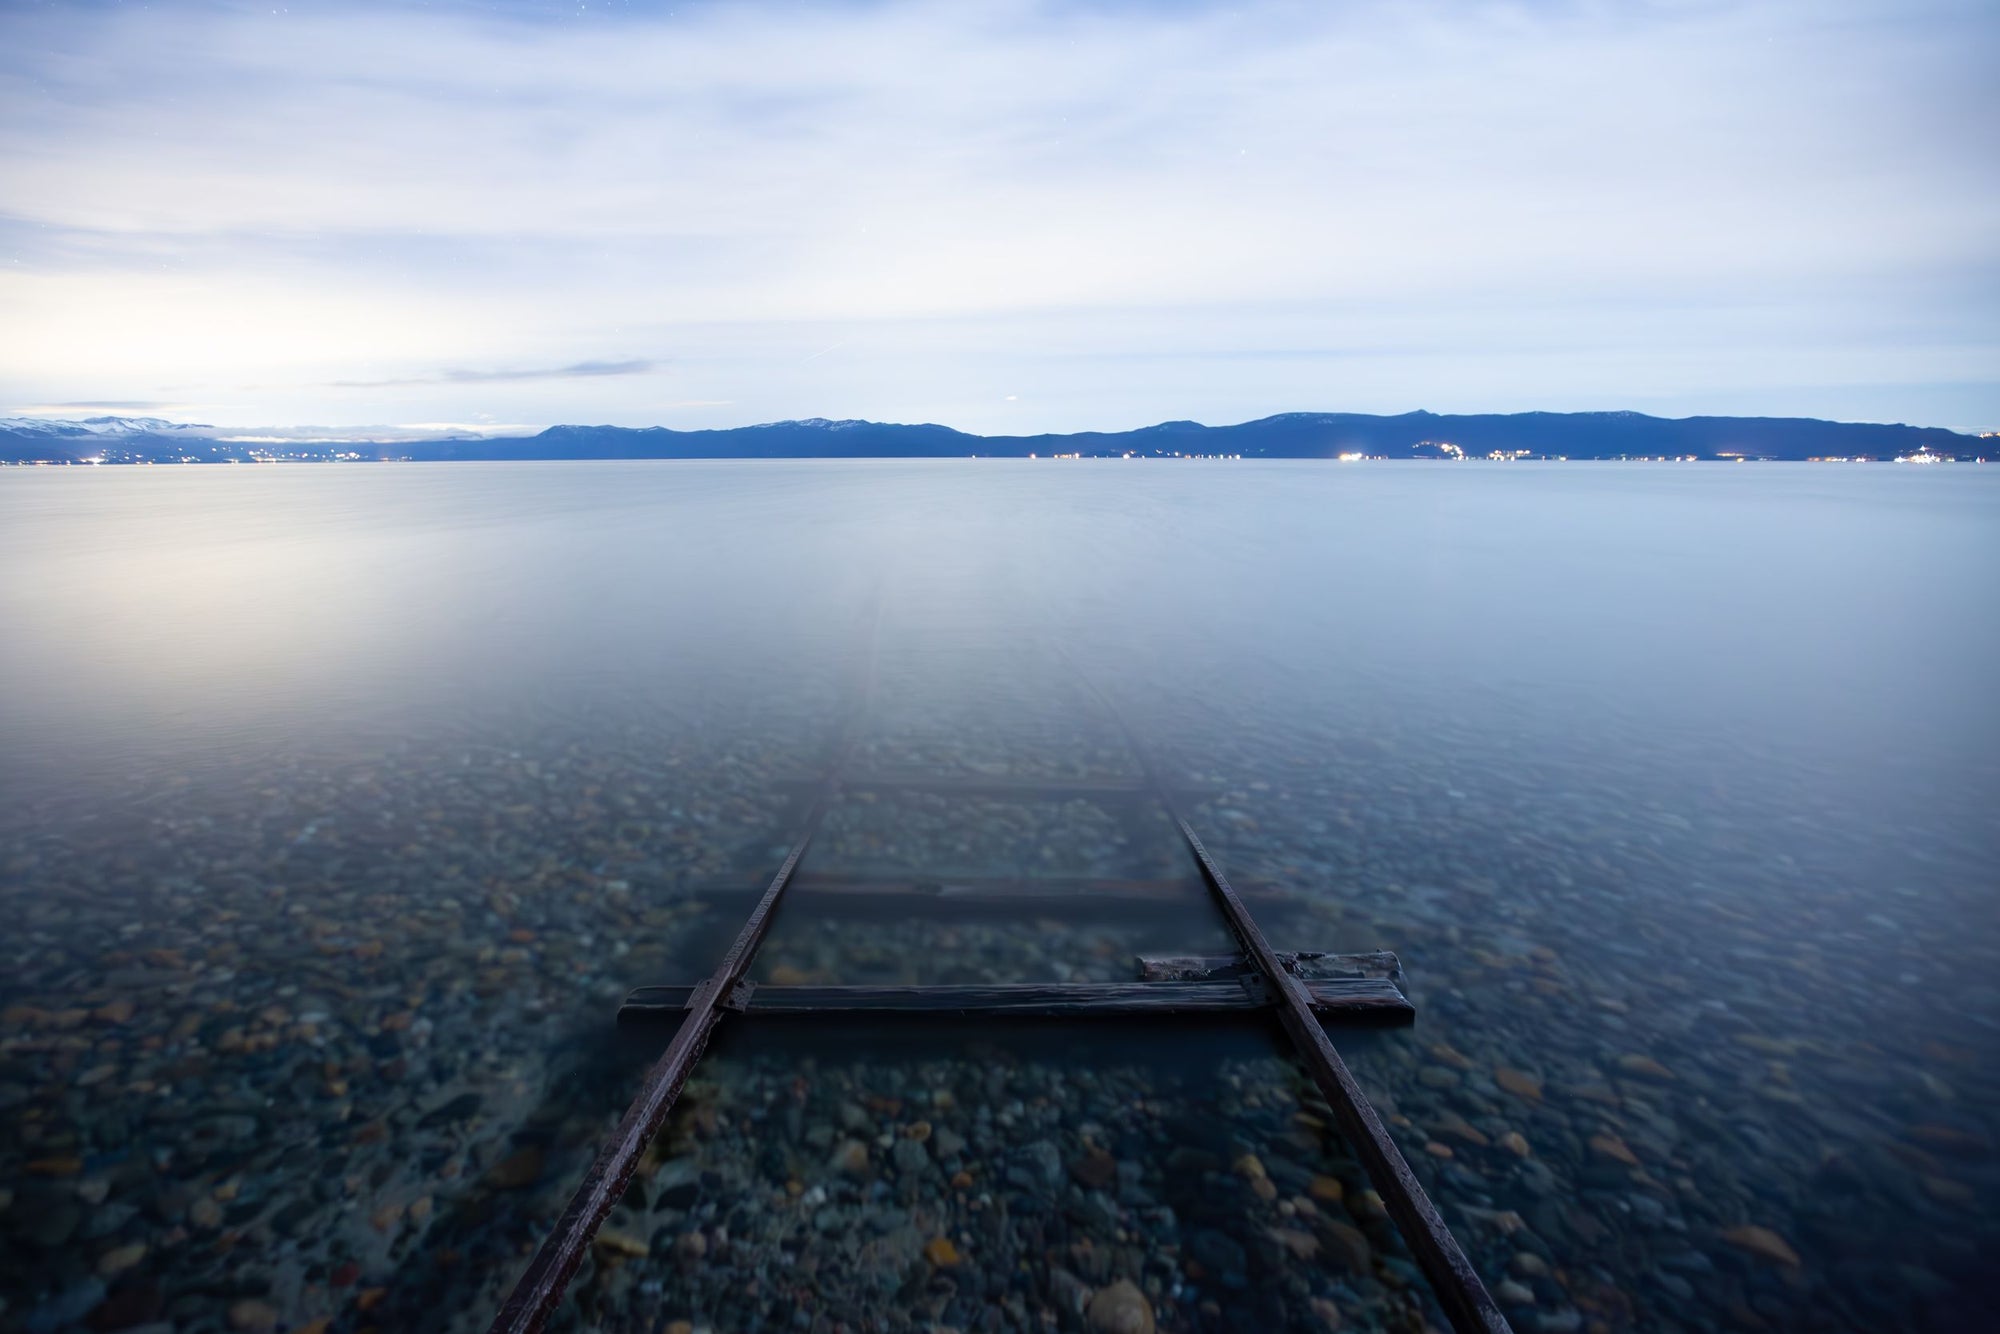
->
[[3, 687, 1993, 1334], [3, 463, 1996, 1334]]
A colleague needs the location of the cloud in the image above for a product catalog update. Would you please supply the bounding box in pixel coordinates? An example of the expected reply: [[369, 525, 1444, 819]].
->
[[331, 359, 658, 389], [27, 400, 177, 411], [0, 0, 1993, 429]]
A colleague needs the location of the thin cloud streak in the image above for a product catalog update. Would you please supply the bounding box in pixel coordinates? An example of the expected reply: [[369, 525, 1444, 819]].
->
[[330, 359, 659, 389], [27, 400, 178, 411]]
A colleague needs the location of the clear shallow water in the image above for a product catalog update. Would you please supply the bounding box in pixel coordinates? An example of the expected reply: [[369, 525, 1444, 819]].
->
[[0, 461, 1994, 1333]]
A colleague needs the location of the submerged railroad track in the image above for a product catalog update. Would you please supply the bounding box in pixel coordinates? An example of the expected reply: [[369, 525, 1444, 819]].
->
[[487, 613, 1511, 1334]]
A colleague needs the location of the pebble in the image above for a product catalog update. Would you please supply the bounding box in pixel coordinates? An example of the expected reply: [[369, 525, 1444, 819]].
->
[[486, 1146, 544, 1189], [595, 1227, 649, 1258], [1588, 1134, 1639, 1167], [1720, 1224, 1801, 1267], [1268, 1226, 1319, 1260], [1432, 1111, 1488, 1147], [1429, 1043, 1474, 1070], [1085, 1279, 1155, 1334], [1022, 1139, 1064, 1187], [227, 1298, 279, 1332], [1323, 1220, 1372, 1272], [95, 1241, 146, 1276], [1070, 1146, 1117, 1189], [1615, 1055, 1675, 1082], [1191, 1227, 1248, 1278], [890, 1136, 929, 1176]]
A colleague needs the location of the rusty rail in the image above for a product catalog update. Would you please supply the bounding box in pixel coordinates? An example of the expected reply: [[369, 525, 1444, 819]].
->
[[485, 808, 824, 1333], [1071, 667, 1513, 1334], [485, 605, 879, 1334], [1176, 817, 1512, 1333]]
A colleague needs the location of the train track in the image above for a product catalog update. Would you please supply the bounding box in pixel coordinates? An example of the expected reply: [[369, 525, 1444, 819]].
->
[[487, 621, 1509, 1334]]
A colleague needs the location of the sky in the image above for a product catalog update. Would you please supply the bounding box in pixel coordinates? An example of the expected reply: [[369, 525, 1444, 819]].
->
[[0, 0, 1995, 437]]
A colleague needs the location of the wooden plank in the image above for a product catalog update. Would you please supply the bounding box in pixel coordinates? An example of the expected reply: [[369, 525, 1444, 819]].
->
[[617, 976, 1415, 1023], [1137, 948, 1404, 984]]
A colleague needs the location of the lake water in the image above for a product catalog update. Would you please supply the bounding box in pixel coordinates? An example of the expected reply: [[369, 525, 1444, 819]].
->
[[1, 461, 1995, 1333]]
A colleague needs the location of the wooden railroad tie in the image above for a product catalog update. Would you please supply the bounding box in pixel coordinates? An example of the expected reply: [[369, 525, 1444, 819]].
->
[[619, 949, 1414, 1024]]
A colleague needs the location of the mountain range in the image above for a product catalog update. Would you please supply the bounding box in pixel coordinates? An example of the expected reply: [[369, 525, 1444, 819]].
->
[[1, 411, 1988, 464]]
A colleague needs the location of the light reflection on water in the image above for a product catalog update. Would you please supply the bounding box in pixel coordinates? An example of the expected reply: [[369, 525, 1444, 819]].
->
[[0, 461, 1994, 1332]]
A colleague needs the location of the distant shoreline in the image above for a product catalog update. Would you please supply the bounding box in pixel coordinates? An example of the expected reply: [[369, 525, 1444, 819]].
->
[[3, 409, 1993, 465], [4, 455, 1991, 468]]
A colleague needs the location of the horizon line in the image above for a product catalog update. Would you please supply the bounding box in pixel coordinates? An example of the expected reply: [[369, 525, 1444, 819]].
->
[[4, 406, 1989, 444]]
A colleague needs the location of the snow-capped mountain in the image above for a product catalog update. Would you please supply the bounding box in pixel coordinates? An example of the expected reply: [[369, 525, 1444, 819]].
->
[[0, 415, 212, 437]]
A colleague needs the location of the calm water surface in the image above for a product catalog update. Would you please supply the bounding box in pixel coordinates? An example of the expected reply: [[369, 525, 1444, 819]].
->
[[1, 462, 1994, 1333]]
